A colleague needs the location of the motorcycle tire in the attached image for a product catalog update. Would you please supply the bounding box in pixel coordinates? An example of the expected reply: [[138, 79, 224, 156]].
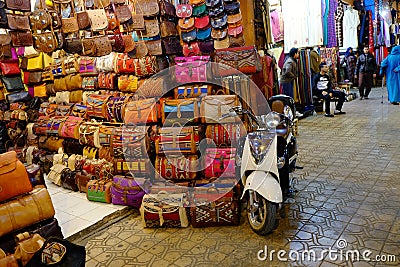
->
[[247, 191, 277, 235]]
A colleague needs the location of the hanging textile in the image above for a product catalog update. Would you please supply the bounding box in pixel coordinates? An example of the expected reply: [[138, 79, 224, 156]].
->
[[343, 6, 360, 49], [335, 0, 345, 47], [327, 0, 338, 47], [282, 0, 323, 53], [295, 49, 313, 110], [323, 0, 329, 45], [320, 47, 339, 84], [251, 53, 278, 99], [270, 7, 284, 43], [369, 10, 374, 52]]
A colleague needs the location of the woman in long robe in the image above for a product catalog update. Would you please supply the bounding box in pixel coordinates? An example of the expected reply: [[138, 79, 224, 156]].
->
[[380, 46, 400, 105]]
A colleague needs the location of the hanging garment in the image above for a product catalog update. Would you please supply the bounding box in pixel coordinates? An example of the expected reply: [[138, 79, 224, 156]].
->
[[270, 8, 284, 42], [380, 46, 400, 103], [327, 0, 338, 47], [335, 0, 345, 47], [343, 7, 360, 49]]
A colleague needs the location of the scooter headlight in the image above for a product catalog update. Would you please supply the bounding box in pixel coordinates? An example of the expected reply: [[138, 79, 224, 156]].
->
[[248, 131, 274, 164]]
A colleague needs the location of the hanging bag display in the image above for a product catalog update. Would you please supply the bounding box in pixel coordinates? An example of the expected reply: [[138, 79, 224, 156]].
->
[[174, 56, 210, 83], [123, 97, 158, 125], [200, 95, 240, 123], [161, 98, 199, 126], [6, 0, 31, 11], [58, 0, 80, 34], [204, 147, 236, 178], [87, 1, 109, 31], [86, 94, 111, 119], [111, 126, 148, 159], [156, 125, 199, 155], [134, 0, 159, 17]]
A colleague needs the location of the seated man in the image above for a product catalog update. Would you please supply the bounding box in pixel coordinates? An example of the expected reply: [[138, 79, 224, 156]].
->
[[313, 62, 346, 117]]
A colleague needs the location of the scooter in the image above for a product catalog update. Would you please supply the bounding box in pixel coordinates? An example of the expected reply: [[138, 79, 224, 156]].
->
[[222, 95, 298, 235]]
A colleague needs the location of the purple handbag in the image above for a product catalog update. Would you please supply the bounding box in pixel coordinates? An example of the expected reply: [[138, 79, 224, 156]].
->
[[111, 176, 151, 208]]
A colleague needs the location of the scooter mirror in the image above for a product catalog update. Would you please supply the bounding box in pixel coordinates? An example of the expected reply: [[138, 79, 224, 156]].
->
[[264, 112, 281, 128]]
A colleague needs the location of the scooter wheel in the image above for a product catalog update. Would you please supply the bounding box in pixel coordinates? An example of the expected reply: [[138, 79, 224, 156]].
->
[[247, 192, 278, 235]]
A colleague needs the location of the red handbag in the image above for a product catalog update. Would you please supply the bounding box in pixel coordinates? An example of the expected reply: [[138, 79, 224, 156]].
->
[[0, 60, 21, 76], [133, 56, 158, 77], [114, 53, 135, 74], [183, 42, 201, 57], [59, 116, 84, 139], [176, 4, 192, 18], [206, 124, 247, 146], [155, 155, 198, 180], [204, 148, 236, 178], [98, 72, 116, 90]]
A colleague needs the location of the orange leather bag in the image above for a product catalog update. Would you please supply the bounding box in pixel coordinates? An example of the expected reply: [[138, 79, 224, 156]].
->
[[0, 187, 55, 237], [0, 151, 32, 202], [123, 98, 158, 125]]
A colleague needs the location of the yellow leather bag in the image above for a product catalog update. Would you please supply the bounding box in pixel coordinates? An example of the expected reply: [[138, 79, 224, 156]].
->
[[34, 84, 47, 97]]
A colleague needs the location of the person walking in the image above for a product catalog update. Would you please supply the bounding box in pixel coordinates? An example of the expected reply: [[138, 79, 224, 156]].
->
[[280, 48, 299, 99], [341, 47, 357, 85], [380, 45, 400, 105], [313, 62, 347, 117], [355, 47, 377, 100]]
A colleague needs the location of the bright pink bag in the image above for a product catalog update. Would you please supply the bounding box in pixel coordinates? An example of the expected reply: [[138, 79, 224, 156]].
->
[[174, 56, 210, 83], [204, 148, 236, 178], [59, 116, 84, 139]]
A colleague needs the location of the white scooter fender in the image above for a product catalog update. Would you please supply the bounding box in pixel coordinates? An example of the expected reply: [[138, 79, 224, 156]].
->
[[240, 135, 283, 203], [242, 171, 283, 203]]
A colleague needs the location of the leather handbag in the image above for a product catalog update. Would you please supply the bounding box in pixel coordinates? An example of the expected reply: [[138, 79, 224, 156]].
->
[[178, 17, 194, 31], [215, 45, 261, 75], [160, 20, 178, 38], [130, 14, 145, 30], [206, 123, 246, 146], [0, 187, 55, 237], [193, 4, 207, 17], [111, 126, 148, 159], [190, 187, 240, 227], [1, 76, 24, 92], [113, 158, 149, 175], [199, 39, 214, 54], [182, 42, 201, 57], [95, 52, 115, 72], [0, 34, 12, 59], [0, 151, 32, 203], [228, 25, 243, 37], [7, 14, 30, 30], [9, 31, 33, 47], [6, 0, 31, 11], [181, 29, 196, 43], [79, 121, 101, 148], [204, 147, 236, 178], [63, 37, 83, 54], [162, 37, 182, 55], [111, 176, 149, 207], [48, 164, 69, 186], [229, 34, 245, 47], [227, 12, 242, 26], [69, 90, 83, 103], [28, 72, 43, 84], [82, 77, 97, 91], [61, 1, 79, 33], [117, 75, 138, 92], [143, 19, 160, 37], [59, 116, 83, 139], [14, 233, 45, 266], [161, 98, 199, 126], [197, 26, 211, 40], [225, 1, 240, 14], [106, 96, 128, 122], [0, 60, 20, 76], [75, 172, 91, 193], [61, 169, 78, 191], [123, 97, 158, 125], [134, 75, 163, 98], [34, 84, 47, 97], [81, 37, 97, 56], [114, 53, 135, 74], [159, 0, 175, 18], [97, 72, 116, 89], [78, 56, 97, 76], [86, 179, 112, 203], [0, 2, 6, 29], [32, 31, 58, 53], [98, 123, 116, 147], [156, 126, 199, 155], [211, 13, 227, 29], [77, 10, 91, 29], [94, 35, 112, 56], [133, 56, 158, 77], [115, 4, 132, 24], [214, 35, 229, 49], [146, 39, 163, 56], [209, 3, 224, 17], [174, 56, 210, 83], [46, 116, 67, 136], [7, 91, 32, 103], [109, 31, 125, 53], [176, 4, 192, 18], [64, 74, 83, 91], [195, 15, 210, 29], [140, 192, 189, 227], [121, 35, 135, 53], [135, 0, 159, 17], [174, 84, 210, 98], [33, 115, 50, 135], [71, 103, 87, 117], [200, 95, 240, 123], [62, 55, 79, 75], [86, 94, 110, 119]]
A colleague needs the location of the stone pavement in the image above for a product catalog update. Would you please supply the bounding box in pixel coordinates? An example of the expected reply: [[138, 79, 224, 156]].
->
[[82, 88, 400, 267]]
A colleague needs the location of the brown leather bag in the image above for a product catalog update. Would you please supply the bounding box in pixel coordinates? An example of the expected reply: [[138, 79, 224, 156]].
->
[[7, 14, 30, 30], [10, 31, 33, 47], [82, 38, 97, 56], [179, 17, 194, 31], [122, 35, 135, 53], [0, 253, 18, 267], [6, 0, 31, 11], [160, 20, 178, 37], [32, 32, 58, 53], [0, 187, 55, 237], [0, 34, 12, 59], [143, 19, 160, 37], [145, 39, 162, 55], [0, 151, 32, 203], [115, 4, 132, 24], [135, 0, 159, 17], [130, 14, 145, 30], [14, 232, 45, 266], [77, 10, 91, 29], [61, 1, 79, 33], [69, 90, 83, 103], [93, 35, 112, 56]]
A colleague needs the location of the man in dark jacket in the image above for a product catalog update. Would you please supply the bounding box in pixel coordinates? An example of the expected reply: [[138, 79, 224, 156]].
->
[[280, 48, 299, 98], [313, 63, 346, 117], [355, 47, 377, 99]]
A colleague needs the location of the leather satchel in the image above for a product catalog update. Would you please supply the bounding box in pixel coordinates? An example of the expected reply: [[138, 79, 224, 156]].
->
[[140, 192, 189, 227], [118, 74, 138, 92], [212, 26, 227, 39], [14, 233, 45, 266], [159, 0, 175, 18], [111, 176, 149, 207], [75, 172, 91, 193], [161, 98, 199, 126], [155, 155, 198, 180], [61, 169, 78, 191], [176, 4, 192, 18], [29, 5, 52, 31], [181, 29, 196, 43], [160, 20, 178, 37], [115, 4, 132, 24], [7, 14, 30, 30], [86, 94, 111, 119], [64, 37, 83, 55], [82, 38, 97, 56], [122, 35, 135, 53], [114, 53, 135, 74], [62, 16, 79, 34], [87, 179, 112, 203], [135, 0, 159, 17], [93, 35, 112, 56], [178, 17, 194, 31], [0, 187, 55, 237], [204, 147, 236, 178], [143, 19, 160, 37], [156, 126, 199, 155], [201, 95, 240, 123], [174, 56, 210, 83], [77, 10, 91, 29], [69, 90, 83, 103], [130, 14, 145, 30], [214, 35, 229, 49], [199, 39, 214, 54], [215, 46, 262, 75], [33, 32, 58, 53], [0, 60, 20, 76], [79, 122, 101, 148], [59, 116, 83, 139], [87, 9, 109, 31], [182, 42, 201, 57], [2, 76, 25, 92], [146, 39, 163, 55], [6, 0, 31, 11], [10, 31, 33, 47], [0, 151, 32, 203], [0, 35, 12, 59], [162, 37, 182, 55], [123, 97, 158, 125]]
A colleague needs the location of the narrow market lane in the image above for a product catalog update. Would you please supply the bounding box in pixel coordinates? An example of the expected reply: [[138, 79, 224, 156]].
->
[[82, 88, 400, 267]]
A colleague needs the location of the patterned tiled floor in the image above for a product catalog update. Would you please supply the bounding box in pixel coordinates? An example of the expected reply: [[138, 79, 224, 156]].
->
[[82, 89, 400, 267]]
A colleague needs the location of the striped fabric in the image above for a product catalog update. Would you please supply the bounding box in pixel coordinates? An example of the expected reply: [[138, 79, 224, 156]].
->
[[335, 1, 345, 47], [327, 0, 338, 47]]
